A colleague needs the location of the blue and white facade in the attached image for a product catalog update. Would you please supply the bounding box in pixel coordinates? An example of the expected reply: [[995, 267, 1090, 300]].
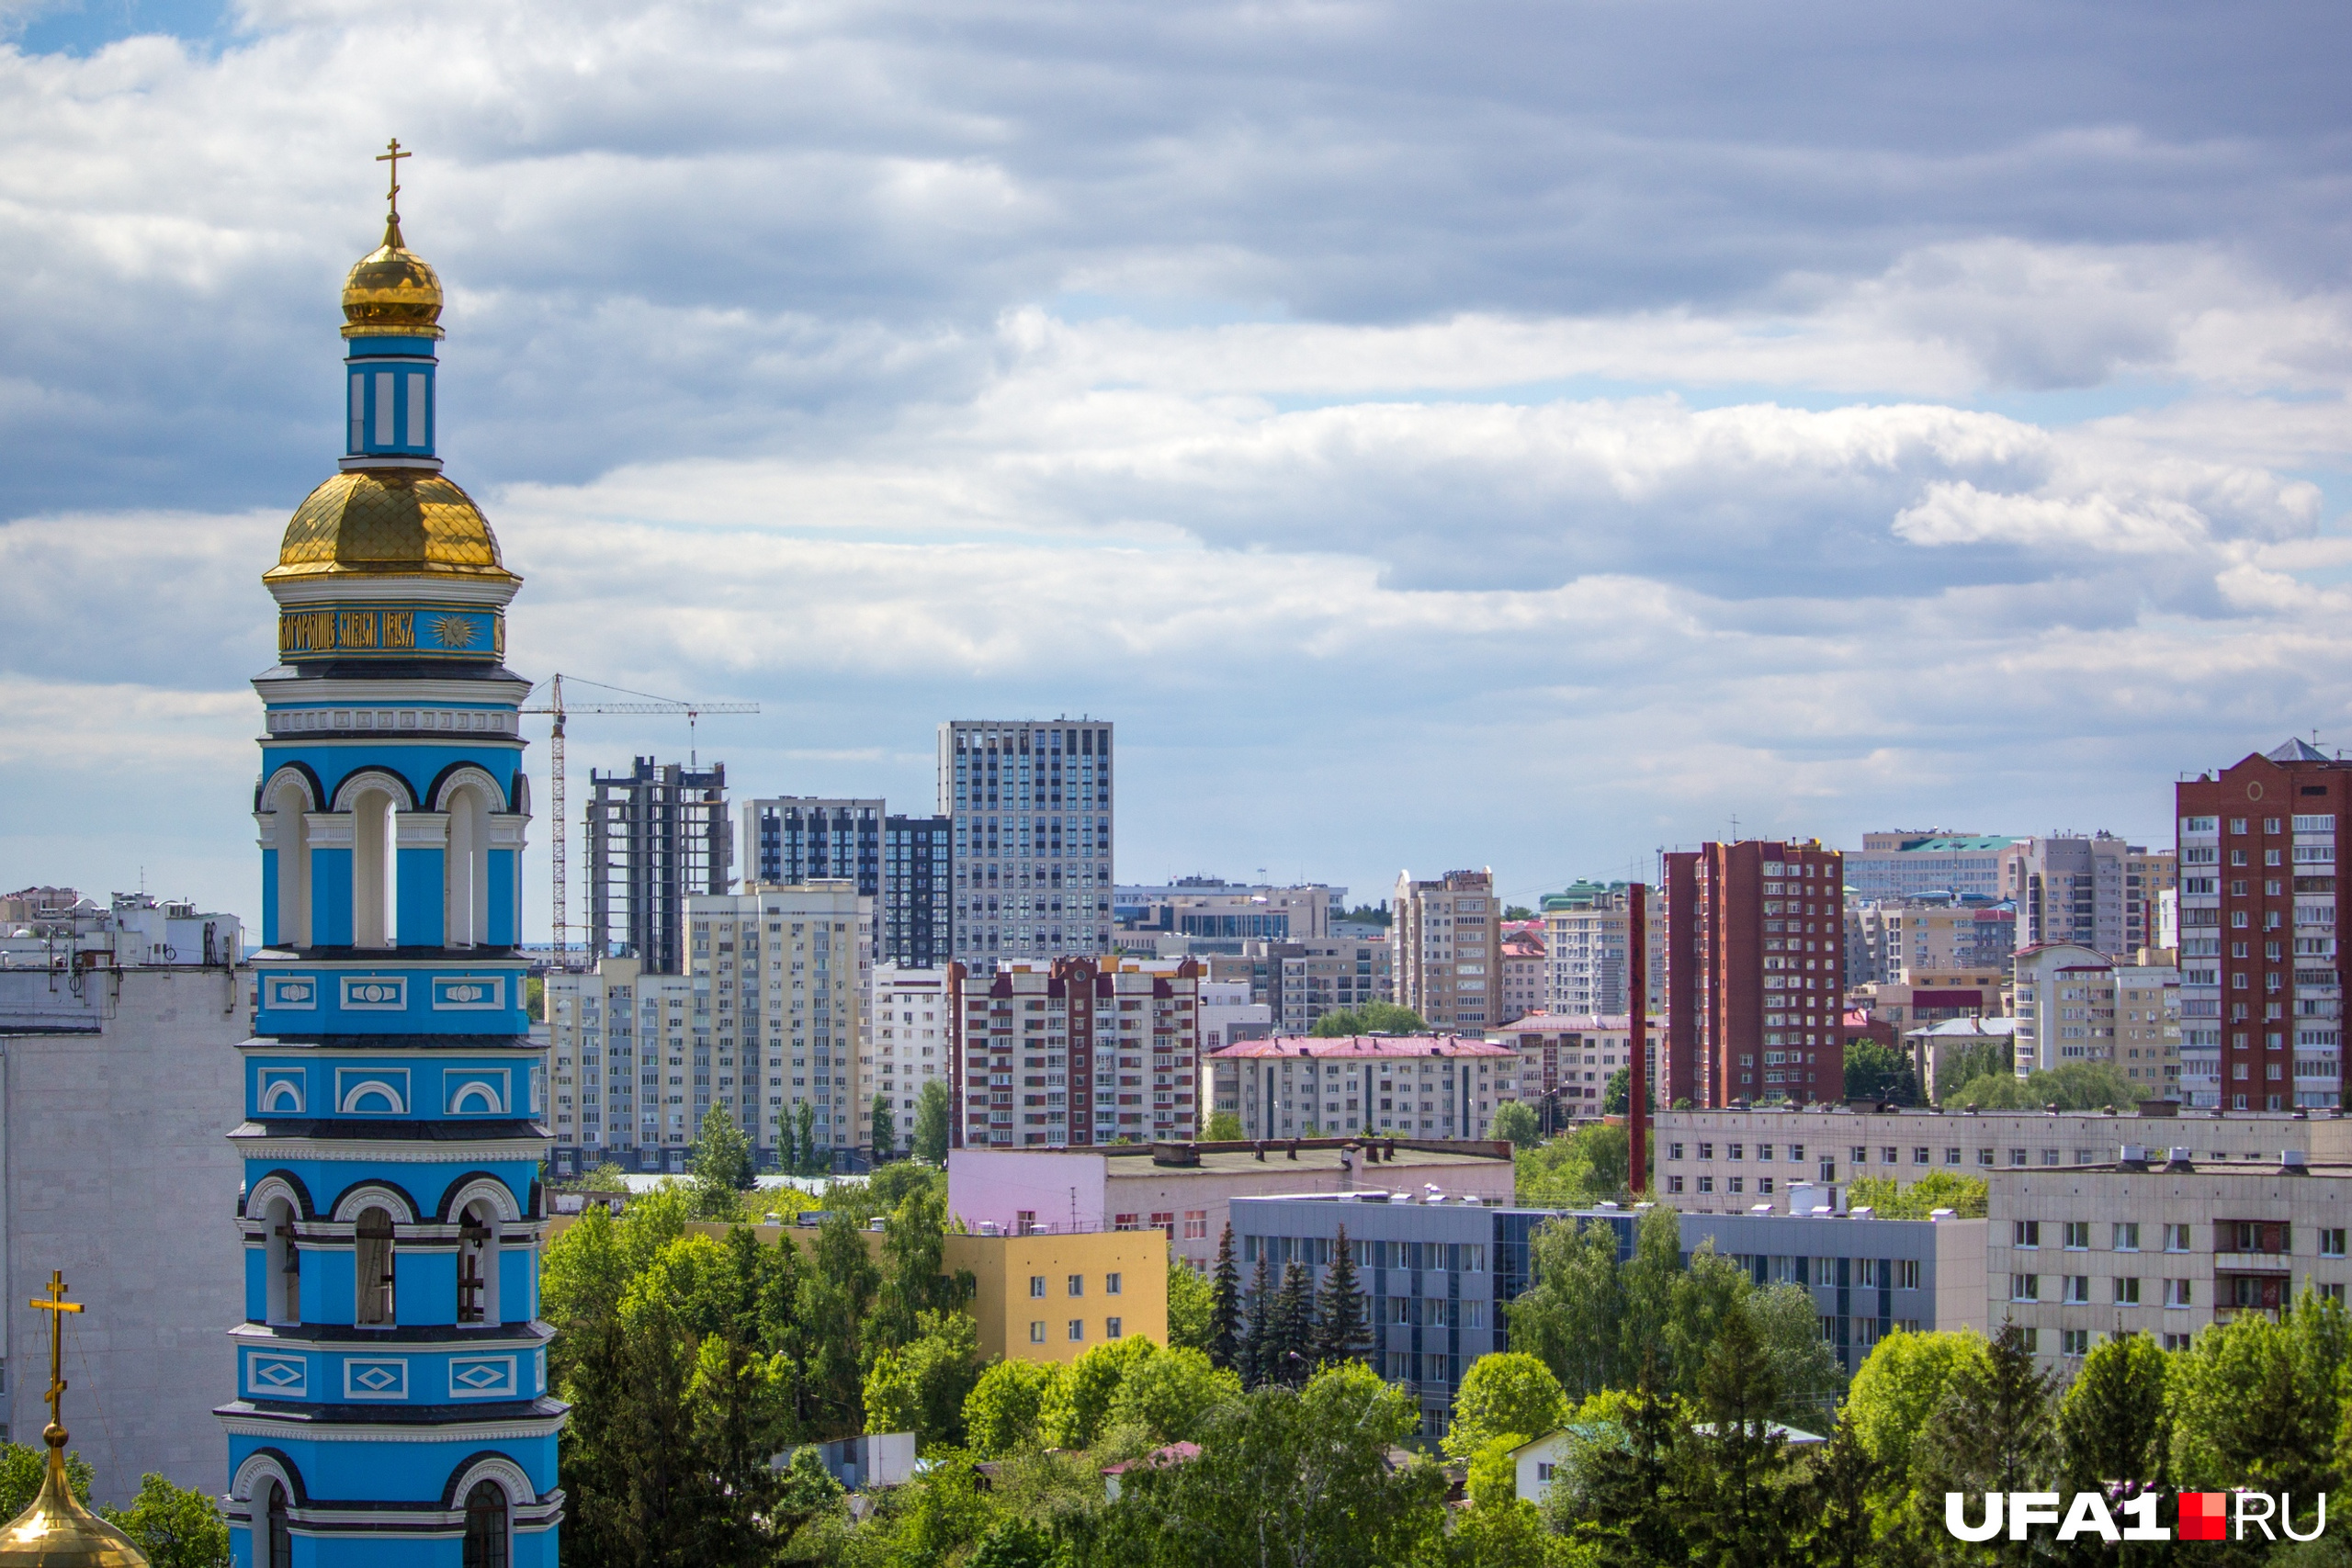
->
[[220, 200, 560, 1568]]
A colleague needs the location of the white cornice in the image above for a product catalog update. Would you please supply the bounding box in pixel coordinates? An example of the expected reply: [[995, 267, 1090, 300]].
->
[[217, 1414, 567, 1443], [268, 576, 517, 611], [253, 677, 530, 705], [232, 1137, 551, 1164]]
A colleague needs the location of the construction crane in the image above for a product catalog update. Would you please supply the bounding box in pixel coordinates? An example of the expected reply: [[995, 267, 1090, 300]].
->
[[521, 674, 760, 969]]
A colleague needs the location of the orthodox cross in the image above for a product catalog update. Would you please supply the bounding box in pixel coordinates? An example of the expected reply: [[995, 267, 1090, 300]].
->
[[376, 139, 409, 221], [28, 1270, 83, 1435]]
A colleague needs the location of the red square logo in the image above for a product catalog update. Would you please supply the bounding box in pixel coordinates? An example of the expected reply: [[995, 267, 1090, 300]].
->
[[2180, 1493, 2229, 1541]]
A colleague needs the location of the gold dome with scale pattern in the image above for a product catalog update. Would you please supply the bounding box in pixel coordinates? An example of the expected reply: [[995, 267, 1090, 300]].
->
[[266, 469, 513, 582]]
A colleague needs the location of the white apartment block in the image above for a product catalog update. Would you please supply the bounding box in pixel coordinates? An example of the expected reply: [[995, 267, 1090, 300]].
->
[[1655, 1104, 2352, 1213], [958, 956, 1202, 1148], [682, 882, 872, 1160], [940, 719, 1114, 973], [1541, 894, 1629, 1017], [1209, 1034, 1519, 1140], [1267, 936, 1394, 1034], [871, 963, 960, 1154], [546, 956, 687, 1167], [1198, 978, 1272, 1051], [2011, 943, 2181, 1095], [1845, 898, 2018, 987], [1989, 1153, 2352, 1372], [1846, 832, 2017, 902], [1491, 1013, 1661, 1123], [1395, 868, 1501, 1031]]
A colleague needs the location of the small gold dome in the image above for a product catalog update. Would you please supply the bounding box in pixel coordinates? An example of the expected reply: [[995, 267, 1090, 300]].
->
[[0, 1428, 147, 1567], [342, 217, 444, 340], [266, 469, 514, 582]]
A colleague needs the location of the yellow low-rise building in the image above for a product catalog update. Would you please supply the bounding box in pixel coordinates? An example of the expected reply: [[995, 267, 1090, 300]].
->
[[545, 1213, 1166, 1365], [946, 1230, 1169, 1364]]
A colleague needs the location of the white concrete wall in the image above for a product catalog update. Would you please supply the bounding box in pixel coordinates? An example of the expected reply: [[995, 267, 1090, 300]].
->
[[1, 964, 250, 1504]]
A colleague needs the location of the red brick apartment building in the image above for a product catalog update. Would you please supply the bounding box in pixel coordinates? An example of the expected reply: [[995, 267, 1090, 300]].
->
[[2176, 739, 2350, 1112], [1664, 840, 1846, 1107]]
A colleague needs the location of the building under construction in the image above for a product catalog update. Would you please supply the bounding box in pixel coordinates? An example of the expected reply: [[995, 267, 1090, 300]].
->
[[588, 756, 732, 974]]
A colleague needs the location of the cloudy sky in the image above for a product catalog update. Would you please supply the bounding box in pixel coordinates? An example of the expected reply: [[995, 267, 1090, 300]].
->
[[2, 0, 2348, 933]]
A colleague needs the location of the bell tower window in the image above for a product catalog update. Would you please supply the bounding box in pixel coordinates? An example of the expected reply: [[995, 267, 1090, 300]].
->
[[354, 1207, 396, 1326]]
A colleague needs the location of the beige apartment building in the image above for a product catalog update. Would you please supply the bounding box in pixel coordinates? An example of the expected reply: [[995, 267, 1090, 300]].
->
[[547, 955, 688, 1167], [1541, 885, 1632, 1016], [1209, 1033, 1519, 1140], [1491, 1013, 1662, 1123], [1656, 1104, 2352, 1214], [1846, 899, 2018, 986], [2012, 942, 2182, 1094], [686, 882, 874, 1159], [1499, 925, 1545, 1022], [2000, 835, 2177, 961], [1988, 1153, 2352, 1372], [1396, 868, 1502, 1030]]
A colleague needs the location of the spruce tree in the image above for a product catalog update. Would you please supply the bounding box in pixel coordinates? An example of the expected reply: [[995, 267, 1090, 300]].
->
[[1241, 1251, 1277, 1389], [1272, 1261, 1316, 1387], [1207, 1223, 1243, 1371], [1311, 1224, 1370, 1368], [1799, 1416, 1882, 1568], [1676, 1303, 1803, 1568], [1912, 1319, 2057, 1551]]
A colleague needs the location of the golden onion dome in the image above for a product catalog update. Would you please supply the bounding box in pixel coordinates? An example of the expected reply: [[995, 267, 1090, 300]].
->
[[342, 215, 444, 339], [266, 469, 514, 582], [0, 1427, 147, 1567]]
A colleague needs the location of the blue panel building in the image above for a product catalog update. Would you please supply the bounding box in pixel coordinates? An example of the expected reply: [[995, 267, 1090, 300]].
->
[[218, 152, 561, 1568], [1232, 1192, 1984, 1437]]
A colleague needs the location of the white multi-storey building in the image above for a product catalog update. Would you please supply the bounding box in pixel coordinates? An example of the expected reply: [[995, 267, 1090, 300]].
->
[[957, 956, 1202, 1148], [1540, 886, 1630, 1017], [2010, 943, 2181, 1094], [871, 962, 961, 1153], [941, 719, 1114, 972], [546, 955, 686, 1168]]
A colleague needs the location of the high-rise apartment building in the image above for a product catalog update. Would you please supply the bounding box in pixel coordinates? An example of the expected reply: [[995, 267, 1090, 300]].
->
[[742, 797, 882, 892], [940, 719, 1114, 972], [1394, 869, 1502, 1031], [2177, 739, 2348, 1111], [589, 756, 732, 973], [871, 962, 962, 1154], [884, 814, 954, 967], [683, 882, 872, 1162], [1846, 832, 2016, 900], [1541, 882, 1632, 1017], [955, 956, 1201, 1148], [1499, 924, 1545, 1022], [1264, 936, 1394, 1033], [2000, 834, 2177, 960], [1663, 840, 1845, 1107]]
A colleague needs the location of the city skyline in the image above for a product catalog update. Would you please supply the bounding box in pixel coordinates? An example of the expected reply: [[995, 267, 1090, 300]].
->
[[2, 4, 2347, 938]]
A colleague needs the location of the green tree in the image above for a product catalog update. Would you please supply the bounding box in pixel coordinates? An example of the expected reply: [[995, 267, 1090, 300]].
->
[[1555, 1384, 1686, 1564], [1432, 1435, 1554, 1568], [870, 1090, 895, 1165], [1600, 1064, 1657, 1117], [1506, 1215, 1630, 1398], [578, 1161, 630, 1192], [2173, 1293, 2345, 1502], [689, 1104, 755, 1213], [1309, 1002, 1427, 1037], [560, 1294, 724, 1568], [1169, 1258, 1216, 1353], [1442, 1352, 1567, 1461], [1487, 1100, 1540, 1147], [862, 1308, 981, 1451], [971, 1515, 1057, 1568], [1205, 1110, 1247, 1141], [1743, 1281, 1846, 1429], [1514, 1121, 1631, 1207], [1109, 1345, 1244, 1445], [1271, 1261, 1316, 1387], [96, 1474, 227, 1568], [1910, 1322, 2056, 1562], [794, 1212, 879, 1438], [1046, 1337, 1161, 1450], [1674, 1303, 1804, 1568], [1948, 1061, 2137, 1111], [2058, 1329, 2169, 1561], [1241, 1250, 1279, 1389], [775, 1107, 797, 1176], [865, 1177, 965, 1353], [1311, 1225, 1370, 1369], [1796, 1416, 1882, 1568], [687, 1328, 789, 1566], [1840, 1038, 1917, 1105], [1933, 1039, 2010, 1101], [795, 1100, 822, 1175], [1207, 1223, 1243, 1371], [1085, 1359, 1443, 1568], [1842, 1326, 1989, 1482], [1844, 1170, 1989, 1219], [911, 1079, 953, 1163], [965, 1358, 1066, 1459]]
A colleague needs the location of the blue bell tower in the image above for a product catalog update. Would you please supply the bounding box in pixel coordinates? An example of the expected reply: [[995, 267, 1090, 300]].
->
[[220, 143, 562, 1568]]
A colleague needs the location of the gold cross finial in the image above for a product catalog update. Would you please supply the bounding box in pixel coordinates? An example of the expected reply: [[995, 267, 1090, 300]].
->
[[376, 138, 408, 219], [28, 1269, 83, 1445]]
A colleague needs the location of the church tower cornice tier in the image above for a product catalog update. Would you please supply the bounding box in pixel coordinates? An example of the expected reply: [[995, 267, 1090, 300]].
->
[[224, 142, 563, 1568]]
